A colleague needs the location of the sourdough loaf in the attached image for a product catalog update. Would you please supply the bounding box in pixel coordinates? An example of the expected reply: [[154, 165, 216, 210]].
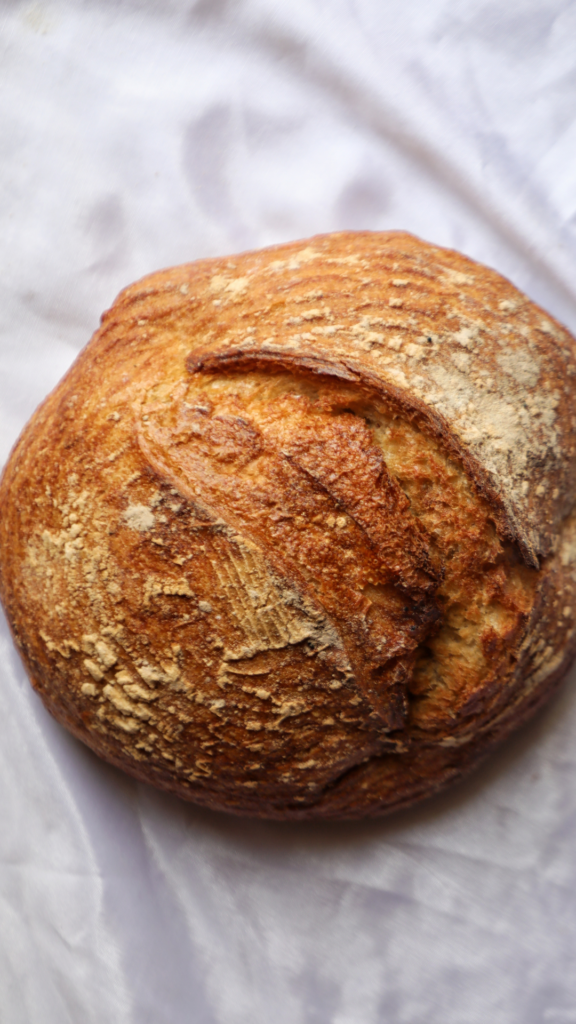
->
[[2, 231, 576, 818]]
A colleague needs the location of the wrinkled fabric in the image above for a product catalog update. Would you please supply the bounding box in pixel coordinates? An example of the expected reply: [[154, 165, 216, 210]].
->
[[2, 2, 576, 1021]]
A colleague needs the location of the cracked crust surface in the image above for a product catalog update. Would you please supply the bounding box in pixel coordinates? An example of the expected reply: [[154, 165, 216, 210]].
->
[[2, 230, 576, 818]]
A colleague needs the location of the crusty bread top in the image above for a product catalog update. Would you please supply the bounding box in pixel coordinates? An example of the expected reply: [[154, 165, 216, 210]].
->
[[1, 230, 576, 819]]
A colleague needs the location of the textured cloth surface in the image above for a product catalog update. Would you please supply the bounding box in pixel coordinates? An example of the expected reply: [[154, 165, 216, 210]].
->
[[2, 2, 576, 1022]]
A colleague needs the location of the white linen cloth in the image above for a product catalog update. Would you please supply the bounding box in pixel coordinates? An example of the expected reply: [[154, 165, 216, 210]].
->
[[1, 2, 576, 1021]]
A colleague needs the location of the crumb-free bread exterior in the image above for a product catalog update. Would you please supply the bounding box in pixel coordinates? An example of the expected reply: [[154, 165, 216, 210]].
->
[[2, 230, 576, 819]]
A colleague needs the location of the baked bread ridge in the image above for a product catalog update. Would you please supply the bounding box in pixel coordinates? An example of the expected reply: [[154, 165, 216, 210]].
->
[[1, 229, 576, 820]]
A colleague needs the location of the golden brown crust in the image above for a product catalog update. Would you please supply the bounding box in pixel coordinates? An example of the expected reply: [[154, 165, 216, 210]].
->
[[2, 230, 576, 819]]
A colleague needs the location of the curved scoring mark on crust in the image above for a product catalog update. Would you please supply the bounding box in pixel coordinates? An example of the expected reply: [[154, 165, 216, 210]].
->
[[180, 344, 543, 754], [187, 347, 360, 384], [187, 345, 531, 566]]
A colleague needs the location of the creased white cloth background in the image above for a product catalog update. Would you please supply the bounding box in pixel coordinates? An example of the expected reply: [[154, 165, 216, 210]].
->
[[1, 1, 576, 1021]]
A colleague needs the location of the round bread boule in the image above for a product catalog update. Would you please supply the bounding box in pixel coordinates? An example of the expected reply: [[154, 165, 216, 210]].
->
[[2, 230, 576, 819]]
